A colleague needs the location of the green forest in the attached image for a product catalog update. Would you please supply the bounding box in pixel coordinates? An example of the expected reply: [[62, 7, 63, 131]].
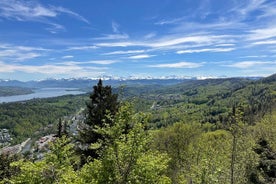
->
[[0, 86, 33, 97], [0, 74, 276, 184]]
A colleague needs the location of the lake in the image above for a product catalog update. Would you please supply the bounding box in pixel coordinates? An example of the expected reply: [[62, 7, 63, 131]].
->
[[0, 88, 86, 103]]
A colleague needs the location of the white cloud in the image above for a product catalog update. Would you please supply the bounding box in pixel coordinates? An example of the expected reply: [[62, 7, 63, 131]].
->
[[128, 54, 154, 59], [240, 55, 268, 58], [0, 43, 45, 61], [149, 61, 203, 68], [144, 32, 156, 39], [0, 0, 89, 33], [96, 42, 135, 47], [59, 60, 118, 65], [94, 34, 129, 40], [103, 50, 145, 55], [148, 35, 213, 48], [252, 40, 276, 45], [171, 21, 245, 33], [247, 26, 276, 40], [52, 6, 89, 24], [155, 17, 185, 25], [86, 60, 118, 65], [0, 61, 107, 76], [225, 61, 276, 68], [46, 23, 66, 34], [0, 1, 56, 20], [215, 44, 236, 47], [15, 53, 41, 61], [96, 34, 229, 49], [66, 45, 98, 51], [112, 21, 120, 33], [177, 47, 235, 54], [62, 55, 74, 59], [236, 0, 267, 16]]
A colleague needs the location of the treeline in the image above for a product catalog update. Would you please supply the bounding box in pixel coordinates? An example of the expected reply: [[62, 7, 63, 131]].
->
[[137, 77, 276, 128], [0, 86, 33, 97]]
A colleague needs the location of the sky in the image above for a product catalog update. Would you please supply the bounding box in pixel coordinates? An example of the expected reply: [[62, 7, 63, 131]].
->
[[0, 0, 276, 81]]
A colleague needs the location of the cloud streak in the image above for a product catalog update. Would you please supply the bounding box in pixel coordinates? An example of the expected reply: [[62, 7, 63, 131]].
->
[[177, 47, 235, 54], [103, 50, 145, 55], [247, 26, 276, 41], [149, 61, 203, 68], [96, 34, 232, 50], [0, 61, 107, 77], [128, 54, 154, 59], [0, 43, 48, 61], [225, 61, 276, 68], [0, 0, 89, 33]]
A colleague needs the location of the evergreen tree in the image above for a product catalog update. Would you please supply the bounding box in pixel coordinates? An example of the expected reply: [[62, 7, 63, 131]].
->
[[249, 138, 276, 184], [78, 79, 119, 159], [57, 118, 62, 138]]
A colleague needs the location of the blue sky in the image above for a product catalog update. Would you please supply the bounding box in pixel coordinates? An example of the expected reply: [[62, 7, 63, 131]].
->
[[0, 0, 276, 81]]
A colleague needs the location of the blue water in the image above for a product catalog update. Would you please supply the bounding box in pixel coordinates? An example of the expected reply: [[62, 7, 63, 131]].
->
[[0, 88, 85, 103]]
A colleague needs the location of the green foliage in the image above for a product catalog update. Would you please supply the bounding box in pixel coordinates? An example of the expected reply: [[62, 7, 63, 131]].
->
[[80, 103, 171, 184], [153, 122, 202, 183], [0, 154, 20, 182], [249, 138, 276, 184], [78, 79, 119, 159], [0, 94, 86, 144], [153, 120, 260, 183], [9, 136, 80, 184]]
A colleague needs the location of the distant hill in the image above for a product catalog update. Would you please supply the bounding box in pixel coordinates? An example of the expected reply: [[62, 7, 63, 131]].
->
[[0, 86, 33, 97], [0, 76, 266, 90], [261, 73, 276, 83], [0, 78, 189, 89]]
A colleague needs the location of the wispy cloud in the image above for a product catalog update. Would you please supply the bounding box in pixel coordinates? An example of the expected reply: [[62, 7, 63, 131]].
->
[[234, 0, 267, 16], [59, 60, 118, 65], [225, 61, 276, 68], [0, 0, 89, 33], [240, 55, 268, 58], [94, 34, 129, 40], [155, 17, 185, 25], [96, 34, 230, 50], [247, 26, 276, 40], [112, 21, 120, 33], [148, 35, 213, 48], [86, 60, 119, 65], [66, 45, 98, 51], [149, 61, 203, 68], [103, 50, 145, 55], [251, 40, 276, 45], [96, 42, 135, 47], [0, 61, 107, 77], [177, 47, 235, 54], [144, 32, 156, 39], [0, 43, 47, 61], [62, 55, 74, 59], [215, 44, 235, 47], [128, 54, 154, 59], [52, 6, 89, 24]]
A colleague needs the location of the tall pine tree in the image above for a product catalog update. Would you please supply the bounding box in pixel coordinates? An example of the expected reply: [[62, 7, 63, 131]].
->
[[78, 79, 119, 159]]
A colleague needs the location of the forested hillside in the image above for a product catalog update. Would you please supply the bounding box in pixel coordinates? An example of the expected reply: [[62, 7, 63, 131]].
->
[[0, 74, 275, 183], [0, 94, 87, 144], [0, 86, 33, 97]]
